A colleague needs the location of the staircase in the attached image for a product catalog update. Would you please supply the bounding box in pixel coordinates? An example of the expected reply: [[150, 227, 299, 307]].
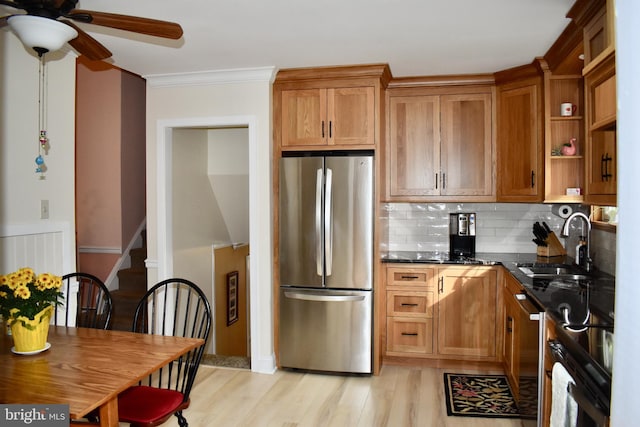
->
[[110, 232, 147, 331]]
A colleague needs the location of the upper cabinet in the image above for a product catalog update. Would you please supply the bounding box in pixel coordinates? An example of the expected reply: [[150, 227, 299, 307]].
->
[[540, 21, 586, 203], [543, 72, 585, 203], [568, 0, 615, 73], [568, 0, 617, 205], [584, 53, 616, 204], [281, 87, 375, 148], [495, 62, 545, 202], [274, 64, 391, 152], [385, 79, 494, 202], [387, 94, 440, 197]]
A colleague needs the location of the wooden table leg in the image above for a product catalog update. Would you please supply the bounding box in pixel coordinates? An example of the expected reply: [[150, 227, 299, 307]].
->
[[98, 397, 119, 427]]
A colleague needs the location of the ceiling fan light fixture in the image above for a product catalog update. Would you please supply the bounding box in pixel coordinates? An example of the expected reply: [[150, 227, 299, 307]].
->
[[7, 15, 78, 54]]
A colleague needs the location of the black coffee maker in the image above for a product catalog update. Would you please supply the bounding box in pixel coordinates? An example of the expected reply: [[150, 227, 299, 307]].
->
[[449, 213, 476, 259]]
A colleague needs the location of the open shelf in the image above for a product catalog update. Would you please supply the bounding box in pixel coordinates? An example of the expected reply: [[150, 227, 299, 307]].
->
[[544, 75, 585, 202]]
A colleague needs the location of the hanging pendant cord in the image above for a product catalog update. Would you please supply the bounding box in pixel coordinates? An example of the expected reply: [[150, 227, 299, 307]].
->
[[35, 52, 48, 177], [38, 54, 46, 149]]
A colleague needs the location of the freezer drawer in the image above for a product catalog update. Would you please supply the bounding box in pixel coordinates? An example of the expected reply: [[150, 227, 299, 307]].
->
[[279, 287, 372, 373]]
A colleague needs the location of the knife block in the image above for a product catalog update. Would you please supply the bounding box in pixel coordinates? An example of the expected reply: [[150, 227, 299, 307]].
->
[[536, 232, 567, 257]]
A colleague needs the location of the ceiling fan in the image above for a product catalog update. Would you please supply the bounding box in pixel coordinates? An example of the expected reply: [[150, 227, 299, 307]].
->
[[0, 0, 183, 59]]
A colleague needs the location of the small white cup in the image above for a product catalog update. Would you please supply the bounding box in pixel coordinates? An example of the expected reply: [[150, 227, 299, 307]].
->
[[560, 102, 577, 116]]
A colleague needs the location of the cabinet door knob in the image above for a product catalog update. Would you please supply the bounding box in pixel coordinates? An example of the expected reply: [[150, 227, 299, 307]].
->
[[321, 121, 325, 138]]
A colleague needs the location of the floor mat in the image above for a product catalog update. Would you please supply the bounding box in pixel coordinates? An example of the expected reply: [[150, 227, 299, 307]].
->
[[443, 373, 520, 418], [201, 354, 250, 369]]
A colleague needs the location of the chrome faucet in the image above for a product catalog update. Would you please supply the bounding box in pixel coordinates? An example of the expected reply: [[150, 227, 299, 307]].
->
[[561, 212, 592, 271]]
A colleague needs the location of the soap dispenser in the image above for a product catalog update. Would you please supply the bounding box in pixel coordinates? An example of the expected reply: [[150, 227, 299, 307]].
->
[[575, 236, 587, 268]]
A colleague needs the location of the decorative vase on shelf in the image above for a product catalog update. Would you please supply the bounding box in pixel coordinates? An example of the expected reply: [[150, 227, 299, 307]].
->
[[10, 305, 53, 353], [561, 138, 577, 156]]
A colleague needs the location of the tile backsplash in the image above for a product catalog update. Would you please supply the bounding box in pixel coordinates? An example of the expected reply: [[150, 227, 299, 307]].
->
[[380, 202, 616, 275]]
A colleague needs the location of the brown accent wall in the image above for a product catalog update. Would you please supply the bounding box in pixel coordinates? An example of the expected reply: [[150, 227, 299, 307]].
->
[[214, 245, 249, 356], [75, 57, 146, 275]]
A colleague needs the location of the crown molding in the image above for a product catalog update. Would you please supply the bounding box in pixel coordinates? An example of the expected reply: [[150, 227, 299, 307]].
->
[[144, 66, 277, 87]]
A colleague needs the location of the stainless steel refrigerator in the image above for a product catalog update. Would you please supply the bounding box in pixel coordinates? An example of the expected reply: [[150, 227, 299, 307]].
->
[[278, 151, 373, 374]]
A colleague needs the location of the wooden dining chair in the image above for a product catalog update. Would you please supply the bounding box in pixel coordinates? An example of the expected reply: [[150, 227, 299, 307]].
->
[[117, 278, 212, 427], [56, 272, 113, 329]]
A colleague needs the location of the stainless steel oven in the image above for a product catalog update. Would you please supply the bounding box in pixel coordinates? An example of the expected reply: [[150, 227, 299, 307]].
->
[[547, 282, 612, 427], [514, 293, 544, 426], [517, 266, 614, 427], [548, 337, 610, 427]]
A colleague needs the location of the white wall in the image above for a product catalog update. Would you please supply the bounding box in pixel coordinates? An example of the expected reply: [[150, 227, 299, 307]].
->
[[144, 69, 275, 373], [208, 127, 250, 246], [611, 0, 640, 424], [0, 31, 76, 273], [172, 128, 217, 354]]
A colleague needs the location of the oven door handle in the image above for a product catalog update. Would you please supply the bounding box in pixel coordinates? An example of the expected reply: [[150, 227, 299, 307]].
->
[[515, 293, 541, 321], [567, 382, 609, 426]]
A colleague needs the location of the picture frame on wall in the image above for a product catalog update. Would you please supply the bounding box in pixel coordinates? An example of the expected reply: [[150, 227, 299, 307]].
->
[[227, 271, 239, 326]]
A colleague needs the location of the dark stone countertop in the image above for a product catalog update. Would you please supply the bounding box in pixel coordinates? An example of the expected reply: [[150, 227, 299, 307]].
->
[[381, 250, 615, 322], [381, 251, 539, 266]]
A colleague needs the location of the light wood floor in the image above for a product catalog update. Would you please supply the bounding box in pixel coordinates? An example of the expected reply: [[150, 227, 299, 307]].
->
[[149, 364, 527, 427]]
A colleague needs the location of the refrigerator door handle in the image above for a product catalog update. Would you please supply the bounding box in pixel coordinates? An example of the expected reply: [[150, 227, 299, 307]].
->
[[324, 168, 333, 276], [284, 291, 365, 302], [315, 168, 323, 276]]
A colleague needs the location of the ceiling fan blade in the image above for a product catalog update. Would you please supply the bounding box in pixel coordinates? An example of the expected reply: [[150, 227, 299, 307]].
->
[[62, 20, 112, 60], [68, 9, 183, 39]]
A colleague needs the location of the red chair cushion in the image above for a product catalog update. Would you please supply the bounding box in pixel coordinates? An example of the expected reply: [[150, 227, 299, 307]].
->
[[118, 385, 187, 425]]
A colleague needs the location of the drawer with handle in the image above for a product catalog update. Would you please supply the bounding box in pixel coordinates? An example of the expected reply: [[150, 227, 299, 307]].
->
[[386, 317, 434, 354], [386, 291, 434, 317], [386, 266, 435, 288]]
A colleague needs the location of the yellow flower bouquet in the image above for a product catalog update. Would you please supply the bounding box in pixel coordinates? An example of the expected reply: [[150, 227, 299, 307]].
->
[[0, 267, 64, 329]]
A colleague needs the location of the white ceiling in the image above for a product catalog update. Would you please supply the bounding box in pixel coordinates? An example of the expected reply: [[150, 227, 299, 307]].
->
[[2, 0, 576, 78]]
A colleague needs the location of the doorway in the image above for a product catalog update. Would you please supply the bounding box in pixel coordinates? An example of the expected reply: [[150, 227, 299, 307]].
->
[[156, 115, 261, 371]]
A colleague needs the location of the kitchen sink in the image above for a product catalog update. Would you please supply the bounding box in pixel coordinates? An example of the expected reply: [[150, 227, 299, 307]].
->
[[516, 263, 592, 280]]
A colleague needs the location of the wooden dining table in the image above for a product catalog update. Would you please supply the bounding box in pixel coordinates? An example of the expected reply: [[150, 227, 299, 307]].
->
[[0, 325, 205, 427]]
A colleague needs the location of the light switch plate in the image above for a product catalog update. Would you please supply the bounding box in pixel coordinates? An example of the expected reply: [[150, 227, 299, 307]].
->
[[40, 200, 49, 219]]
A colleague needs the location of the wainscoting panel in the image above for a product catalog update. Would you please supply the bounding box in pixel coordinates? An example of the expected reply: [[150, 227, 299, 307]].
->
[[0, 223, 73, 275]]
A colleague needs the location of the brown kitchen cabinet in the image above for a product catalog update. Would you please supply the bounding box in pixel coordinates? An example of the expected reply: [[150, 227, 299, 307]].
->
[[584, 52, 616, 205], [385, 266, 436, 356], [543, 74, 585, 203], [383, 264, 500, 362], [385, 83, 494, 201], [273, 64, 391, 152], [495, 64, 545, 202], [568, 0, 614, 74], [281, 87, 375, 148], [503, 274, 522, 396], [437, 266, 499, 359]]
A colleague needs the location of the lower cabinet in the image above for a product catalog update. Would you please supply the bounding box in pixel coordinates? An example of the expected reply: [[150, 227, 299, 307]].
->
[[385, 266, 436, 356], [503, 273, 524, 395], [384, 264, 499, 361], [437, 267, 498, 358]]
